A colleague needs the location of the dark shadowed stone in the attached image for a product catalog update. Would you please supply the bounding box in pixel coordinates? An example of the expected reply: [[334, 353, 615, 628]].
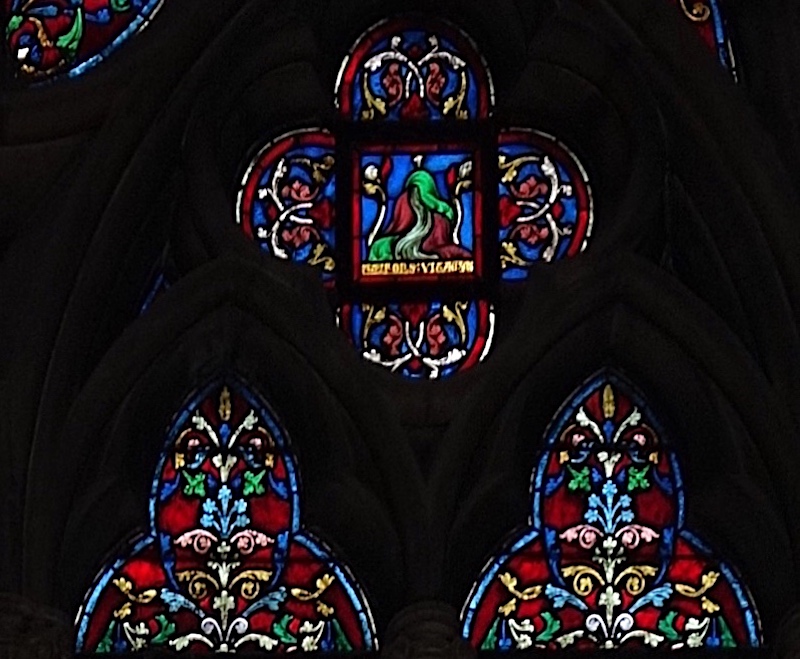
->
[[774, 605, 800, 659], [382, 601, 475, 659], [0, 594, 70, 659]]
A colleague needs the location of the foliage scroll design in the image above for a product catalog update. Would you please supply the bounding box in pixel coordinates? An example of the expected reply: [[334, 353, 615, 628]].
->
[[335, 16, 493, 122], [75, 380, 377, 653], [461, 372, 761, 650]]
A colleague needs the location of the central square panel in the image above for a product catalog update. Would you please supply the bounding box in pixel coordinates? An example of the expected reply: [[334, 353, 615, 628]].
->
[[352, 142, 483, 283]]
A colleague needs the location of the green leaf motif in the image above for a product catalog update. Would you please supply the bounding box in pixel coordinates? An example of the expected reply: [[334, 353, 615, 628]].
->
[[110, 0, 131, 12], [481, 618, 500, 650], [566, 465, 591, 492], [6, 15, 23, 35], [55, 8, 83, 54], [273, 614, 297, 645], [535, 611, 562, 642], [718, 616, 737, 648], [657, 611, 681, 641], [182, 471, 206, 497], [331, 618, 353, 652], [97, 620, 116, 653], [152, 614, 176, 644], [243, 470, 266, 497], [628, 465, 651, 492]]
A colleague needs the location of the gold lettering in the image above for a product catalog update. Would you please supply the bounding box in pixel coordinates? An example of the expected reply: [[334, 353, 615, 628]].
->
[[361, 260, 476, 277]]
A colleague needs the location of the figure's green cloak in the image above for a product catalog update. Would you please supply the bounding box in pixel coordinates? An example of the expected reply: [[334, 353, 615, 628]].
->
[[368, 170, 455, 262]]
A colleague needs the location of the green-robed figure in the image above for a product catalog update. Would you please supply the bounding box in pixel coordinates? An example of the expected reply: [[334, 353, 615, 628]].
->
[[368, 169, 471, 262]]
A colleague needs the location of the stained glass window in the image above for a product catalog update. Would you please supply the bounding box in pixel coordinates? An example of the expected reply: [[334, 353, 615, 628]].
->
[[670, 0, 736, 75], [75, 380, 377, 653], [461, 371, 761, 650], [235, 18, 593, 380], [4, 0, 162, 79]]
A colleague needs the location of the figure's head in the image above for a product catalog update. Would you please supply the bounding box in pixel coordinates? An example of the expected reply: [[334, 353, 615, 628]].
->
[[405, 170, 454, 221]]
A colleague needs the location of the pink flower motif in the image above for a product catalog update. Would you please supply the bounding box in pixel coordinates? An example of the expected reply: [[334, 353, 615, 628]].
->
[[425, 314, 447, 357], [570, 431, 588, 447], [616, 524, 659, 549], [511, 175, 550, 200], [382, 62, 405, 107], [231, 530, 273, 555], [281, 179, 318, 203], [511, 223, 550, 246], [281, 224, 320, 248], [175, 529, 217, 554], [561, 525, 603, 549], [425, 61, 447, 105]]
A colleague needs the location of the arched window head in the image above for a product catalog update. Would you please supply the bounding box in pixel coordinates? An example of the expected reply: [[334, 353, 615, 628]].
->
[[75, 379, 377, 653], [235, 19, 593, 381], [462, 371, 761, 650], [335, 16, 494, 122], [4, 0, 162, 80]]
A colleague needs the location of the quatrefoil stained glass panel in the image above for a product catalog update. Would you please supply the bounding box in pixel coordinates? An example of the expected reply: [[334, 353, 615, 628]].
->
[[235, 19, 593, 380]]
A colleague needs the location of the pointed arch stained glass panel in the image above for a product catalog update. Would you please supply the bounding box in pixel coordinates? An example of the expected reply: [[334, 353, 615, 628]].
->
[[76, 380, 377, 653], [335, 16, 494, 122], [462, 371, 761, 650], [5, 0, 163, 79]]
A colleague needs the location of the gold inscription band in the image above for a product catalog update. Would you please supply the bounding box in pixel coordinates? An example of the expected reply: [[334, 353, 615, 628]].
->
[[361, 260, 475, 277]]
